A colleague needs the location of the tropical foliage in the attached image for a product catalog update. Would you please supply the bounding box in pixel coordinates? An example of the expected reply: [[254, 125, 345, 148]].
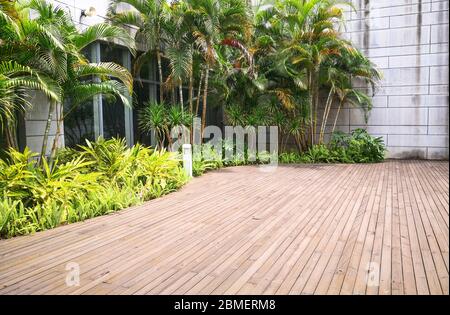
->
[[0, 137, 187, 238], [0, 0, 135, 162], [107, 0, 381, 153], [279, 129, 386, 164]]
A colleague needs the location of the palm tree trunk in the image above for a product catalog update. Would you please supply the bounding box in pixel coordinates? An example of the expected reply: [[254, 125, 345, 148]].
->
[[331, 100, 343, 136], [49, 103, 63, 165], [171, 87, 176, 105], [319, 88, 334, 144], [179, 83, 184, 112], [195, 69, 204, 117], [40, 101, 55, 163], [188, 64, 194, 115], [4, 119, 18, 150], [308, 70, 314, 146], [201, 65, 209, 140], [294, 136, 302, 153], [313, 70, 319, 145], [156, 48, 164, 103]]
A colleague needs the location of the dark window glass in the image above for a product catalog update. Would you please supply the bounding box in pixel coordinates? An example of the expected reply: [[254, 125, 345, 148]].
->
[[64, 46, 95, 147], [133, 81, 152, 146], [137, 58, 150, 79], [101, 43, 126, 140], [64, 99, 95, 148]]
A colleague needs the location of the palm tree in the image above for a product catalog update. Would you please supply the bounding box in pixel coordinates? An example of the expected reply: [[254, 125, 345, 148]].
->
[[164, 1, 193, 110], [0, 61, 60, 149], [186, 0, 250, 135], [16, 0, 136, 162], [279, 0, 353, 145], [109, 0, 166, 103], [329, 49, 381, 136], [0, 4, 61, 150]]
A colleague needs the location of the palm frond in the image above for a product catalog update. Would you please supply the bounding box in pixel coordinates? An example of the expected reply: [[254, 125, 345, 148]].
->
[[75, 62, 133, 93], [71, 23, 136, 54], [67, 80, 131, 109]]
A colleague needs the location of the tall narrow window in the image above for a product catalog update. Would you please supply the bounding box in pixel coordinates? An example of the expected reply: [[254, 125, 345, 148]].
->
[[100, 43, 126, 140], [63, 47, 95, 148]]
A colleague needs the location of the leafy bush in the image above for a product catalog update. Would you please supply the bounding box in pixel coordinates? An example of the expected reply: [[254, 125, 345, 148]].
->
[[0, 138, 187, 238], [279, 152, 310, 164], [304, 145, 335, 163], [138, 101, 193, 148], [191, 141, 271, 176], [279, 129, 386, 164], [330, 129, 386, 163]]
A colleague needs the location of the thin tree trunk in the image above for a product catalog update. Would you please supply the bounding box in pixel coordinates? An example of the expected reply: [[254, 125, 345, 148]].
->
[[294, 136, 302, 153], [188, 62, 194, 144], [313, 70, 319, 145], [319, 88, 334, 144], [322, 94, 334, 144], [156, 48, 164, 103], [4, 119, 18, 150], [331, 100, 343, 136], [308, 70, 314, 146], [171, 86, 176, 105], [201, 65, 209, 140], [40, 101, 55, 163], [188, 63, 194, 115], [179, 83, 184, 112], [195, 69, 204, 117], [50, 103, 64, 165]]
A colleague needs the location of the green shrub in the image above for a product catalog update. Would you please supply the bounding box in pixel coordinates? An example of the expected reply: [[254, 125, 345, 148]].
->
[[279, 129, 386, 164], [0, 138, 188, 238], [304, 145, 335, 163], [330, 129, 386, 163], [279, 152, 302, 164], [192, 144, 223, 176]]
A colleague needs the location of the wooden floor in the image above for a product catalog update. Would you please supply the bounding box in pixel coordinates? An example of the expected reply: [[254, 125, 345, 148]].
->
[[0, 161, 448, 295]]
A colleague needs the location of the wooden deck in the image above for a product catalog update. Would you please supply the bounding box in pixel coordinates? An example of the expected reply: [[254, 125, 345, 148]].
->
[[0, 160, 448, 295]]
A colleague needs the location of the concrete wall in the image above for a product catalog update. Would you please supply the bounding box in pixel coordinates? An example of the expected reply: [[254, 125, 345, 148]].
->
[[25, 92, 64, 155], [341, 0, 449, 159]]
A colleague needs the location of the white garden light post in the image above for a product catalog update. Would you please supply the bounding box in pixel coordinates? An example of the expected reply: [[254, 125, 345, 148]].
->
[[182, 144, 193, 178]]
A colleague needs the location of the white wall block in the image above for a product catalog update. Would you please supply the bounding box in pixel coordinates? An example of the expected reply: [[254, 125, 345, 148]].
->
[[428, 107, 449, 126], [431, 24, 449, 43], [429, 85, 450, 94], [375, 85, 430, 96], [389, 53, 449, 68], [430, 43, 449, 53], [353, 125, 429, 135], [346, 1, 448, 159], [427, 147, 449, 160], [372, 96, 389, 107], [389, 95, 449, 107], [366, 45, 431, 57], [388, 135, 448, 147], [26, 135, 64, 156], [382, 68, 430, 86], [428, 126, 449, 135], [388, 108, 429, 125], [430, 66, 449, 85], [25, 121, 58, 137], [387, 146, 427, 159], [351, 26, 431, 49]]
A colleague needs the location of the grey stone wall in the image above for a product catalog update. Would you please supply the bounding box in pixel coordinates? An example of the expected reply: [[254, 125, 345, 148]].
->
[[25, 92, 64, 156], [342, 0, 449, 159]]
